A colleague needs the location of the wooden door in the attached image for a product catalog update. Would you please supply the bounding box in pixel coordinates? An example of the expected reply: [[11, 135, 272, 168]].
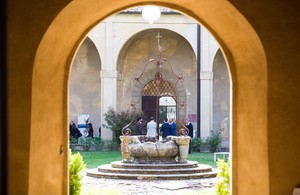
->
[[142, 96, 158, 123]]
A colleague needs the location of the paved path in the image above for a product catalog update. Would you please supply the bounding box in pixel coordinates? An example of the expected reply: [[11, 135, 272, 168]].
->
[[81, 169, 219, 195]]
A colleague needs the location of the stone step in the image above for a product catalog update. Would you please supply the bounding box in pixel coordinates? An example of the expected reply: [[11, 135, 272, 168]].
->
[[86, 160, 218, 180], [86, 168, 218, 180], [110, 160, 199, 169], [97, 164, 213, 175]]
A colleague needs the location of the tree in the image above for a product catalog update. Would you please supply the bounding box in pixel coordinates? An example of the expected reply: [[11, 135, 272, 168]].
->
[[103, 107, 144, 139]]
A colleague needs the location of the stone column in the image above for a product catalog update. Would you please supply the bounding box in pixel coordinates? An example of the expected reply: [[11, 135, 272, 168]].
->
[[100, 70, 117, 140], [200, 27, 219, 138], [100, 19, 117, 140], [88, 21, 118, 140], [200, 71, 213, 138]]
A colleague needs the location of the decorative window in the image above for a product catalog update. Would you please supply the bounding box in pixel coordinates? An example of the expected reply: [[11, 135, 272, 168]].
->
[[142, 80, 176, 98]]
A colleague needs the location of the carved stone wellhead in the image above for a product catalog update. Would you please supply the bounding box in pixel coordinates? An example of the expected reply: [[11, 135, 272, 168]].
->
[[86, 119, 218, 181], [120, 118, 191, 164]]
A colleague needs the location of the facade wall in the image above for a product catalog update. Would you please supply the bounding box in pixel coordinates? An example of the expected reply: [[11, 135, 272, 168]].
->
[[116, 28, 195, 123], [86, 13, 222, 140]]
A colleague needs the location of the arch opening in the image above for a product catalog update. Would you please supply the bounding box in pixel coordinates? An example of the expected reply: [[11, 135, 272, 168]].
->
[[31, 1, 268, 194]]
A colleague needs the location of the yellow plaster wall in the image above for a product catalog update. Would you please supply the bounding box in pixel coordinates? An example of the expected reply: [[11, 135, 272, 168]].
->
[[229, 1, 300, 194], [7, 0, 71, 194], [6, 0, 300, 194]]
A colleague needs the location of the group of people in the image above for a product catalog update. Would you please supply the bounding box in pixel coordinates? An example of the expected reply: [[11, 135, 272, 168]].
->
[[160, 117, 177, 139], [69, 121, 95, 139], [136, 116, 194, 154], [69, 121, 82, 139]]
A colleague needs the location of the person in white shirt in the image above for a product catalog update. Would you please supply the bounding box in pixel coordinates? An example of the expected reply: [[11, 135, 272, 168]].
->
[[146, 117, 157, 137]]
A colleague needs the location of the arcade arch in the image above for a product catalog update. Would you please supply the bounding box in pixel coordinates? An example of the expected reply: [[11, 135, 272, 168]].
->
[[116, 28, 195, 121], [212, 49, 230, 148], [31, 1, 268, 194], [69, 37, 102, 136]]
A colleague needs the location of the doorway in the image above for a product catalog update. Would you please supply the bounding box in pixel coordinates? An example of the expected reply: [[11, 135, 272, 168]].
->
[[159, 96, 176, 124], [142, 96, 176, 124], [142, 79, 177, 124]]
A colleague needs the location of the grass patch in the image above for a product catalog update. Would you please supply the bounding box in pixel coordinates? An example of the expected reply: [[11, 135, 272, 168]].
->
[[188, 152, 217, 167], [74, 151, 217, 168], [73, 151, 122, 169]]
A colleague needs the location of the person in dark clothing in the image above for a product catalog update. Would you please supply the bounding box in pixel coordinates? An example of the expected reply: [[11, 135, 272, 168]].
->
[[135, 117, 143, 135], [70, 122, 82, 139], [160, 118, 172, 140], [87, 122, 94, 138], [169, 118, 177, 136], [69, 121, 75, 136], [99, 126, 101, 138], [186, 118, 194, 154]]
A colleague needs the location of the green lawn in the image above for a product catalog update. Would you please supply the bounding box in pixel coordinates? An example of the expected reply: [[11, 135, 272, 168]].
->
[[72, 151, 122, 168], [73, 151, 218, 168], [188, 152, 217, 167]]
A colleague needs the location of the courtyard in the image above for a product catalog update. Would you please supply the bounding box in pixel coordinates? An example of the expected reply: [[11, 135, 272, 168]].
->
[[81, 176, 217, 195], [70, 150, 228, 194]]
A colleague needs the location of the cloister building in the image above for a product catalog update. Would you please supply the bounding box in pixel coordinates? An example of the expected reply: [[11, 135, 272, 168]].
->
[[69, 9, 230, 150]]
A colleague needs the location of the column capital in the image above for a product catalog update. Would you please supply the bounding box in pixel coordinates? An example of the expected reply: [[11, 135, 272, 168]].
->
[[100, 70, 117, 78]]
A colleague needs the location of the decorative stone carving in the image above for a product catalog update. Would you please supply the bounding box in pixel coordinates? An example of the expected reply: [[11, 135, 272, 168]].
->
[[120, 135, 191, 164], [173, 136, 191, 163], [119, 136, 133, 163]]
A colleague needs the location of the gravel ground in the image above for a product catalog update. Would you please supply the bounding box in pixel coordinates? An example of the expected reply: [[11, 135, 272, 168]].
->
[[81, 169, 219, 195]]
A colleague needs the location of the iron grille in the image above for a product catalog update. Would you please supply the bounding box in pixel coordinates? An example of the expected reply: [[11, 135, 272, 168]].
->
[[142, 80, 176, 99]]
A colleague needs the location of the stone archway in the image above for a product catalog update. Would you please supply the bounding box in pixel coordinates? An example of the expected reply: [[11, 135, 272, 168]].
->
[[116, 28, 195, 116], [31, 1, 268, 194]]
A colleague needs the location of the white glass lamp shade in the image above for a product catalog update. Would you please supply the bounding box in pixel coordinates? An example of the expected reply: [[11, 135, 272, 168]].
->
[[142, 5, 161, 24]]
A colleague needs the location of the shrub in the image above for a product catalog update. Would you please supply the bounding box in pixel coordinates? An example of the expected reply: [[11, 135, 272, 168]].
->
[[191, 137, 204, 152], [69, 150, 86, 195], [103, 107, 143, 139], [78, 137, 93, 151], [95, 139, 119, 151], [70, 137, 120, 152], [206, 129, 223, 152], [92, 137, 105, 151], [216, 159, 230, 195], [104, 139, 120, 151], [69, 136, 78, 145]]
